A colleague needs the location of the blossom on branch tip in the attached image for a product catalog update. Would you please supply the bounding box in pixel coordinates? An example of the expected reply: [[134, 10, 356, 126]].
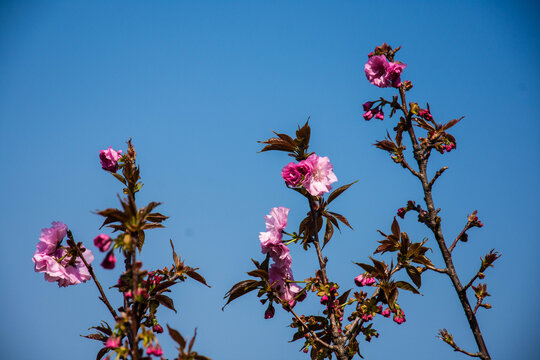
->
[[365, 55, 407, 88], [302, 154, 338, 197], [33, 222, 94, 287], [393, 308, 406, 324], [363, 101, 373, 112], [99, 147, 122, 173], [93, 234, 112, 252], [363, 110, 374, 121], [354, 273, 376, 287], [264, 305, 275, 319]]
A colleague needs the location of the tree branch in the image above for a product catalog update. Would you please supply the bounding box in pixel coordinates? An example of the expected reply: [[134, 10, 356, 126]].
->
[[66, 231, 118, 319]]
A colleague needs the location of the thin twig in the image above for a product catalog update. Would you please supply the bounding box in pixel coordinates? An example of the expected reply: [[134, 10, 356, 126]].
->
[[66, 231, 118, 319], [449, 222, 471, 253], [428, 167, 448, 189], [402, 158, 422, 179], [463, 272, 481, 293], [423, 264, 448, 274], [288, 306, 335, 350]]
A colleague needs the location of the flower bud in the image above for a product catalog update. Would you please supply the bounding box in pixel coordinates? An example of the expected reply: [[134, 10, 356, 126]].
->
[[264, 305, 275, 319], [94, 234, 112, 252], [101, 251, 116, 270], [153, 324, 164, 334], [99, 147, 122, 173]]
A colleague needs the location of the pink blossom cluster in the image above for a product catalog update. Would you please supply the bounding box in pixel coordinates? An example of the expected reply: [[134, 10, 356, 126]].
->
[[393, 307, 406, 324], [281, 154, 338, 197], [365, 55, 407, 88], [99, 147, 122, 173], [362, 101, 384, 121], [259, 207, 303, 311], [354, 273, 376, 287], [33, 221, 94, 287], [146, 344, 163, 357], [93, 234, 116, 269]]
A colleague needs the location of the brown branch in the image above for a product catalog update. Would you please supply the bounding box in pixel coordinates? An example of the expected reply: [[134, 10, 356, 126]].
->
[[402, 158, 422, 179], [130, 232, 139, 360], [449, 221, 471, 253], [397, 86, 491, 360], [66, 231, 118, 319], [429, 167, 448, 189], [422, 264, 448, 274], [473, 296, 482, 316]]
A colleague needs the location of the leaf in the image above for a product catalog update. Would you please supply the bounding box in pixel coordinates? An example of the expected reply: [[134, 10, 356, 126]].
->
[[328, 211, 353, 229], [395, 280, 420, 294], [337, 289, 352, 305], [96, 347, 111, 360], [326, 181, 358, 205], [111, 172, 127, 185], [82, 333, 107, 342], [188, 328, 198, 353], [322, 220, 334, 248], [295, 119, 311, 149], [170, 239, 180, 268], [442, 116, 464, 131], [391, 217, 400, 237], [258, 137, 297, 153], [353, 262, 376, 275], [146, 212, 168, 223], [152, 280, 177, 294], [167, 325, 186, 349], [406, 265, 422, 288], [247, 269, 268, 280], [186, 269, 211, 287], [155, 294, 177, 313], [374, 139, 396, 152], [223, 279, 259, 309], [141, 222, 165, 230]]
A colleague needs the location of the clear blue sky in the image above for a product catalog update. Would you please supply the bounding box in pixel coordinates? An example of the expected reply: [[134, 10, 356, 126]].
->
[[1, 1, 539, 359]]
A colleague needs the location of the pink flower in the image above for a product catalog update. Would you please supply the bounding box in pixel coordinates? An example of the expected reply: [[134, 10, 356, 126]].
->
[[354, 273, 376, 287], [381, 308, 391, 318], [259, 230, 291, 265], [33, 222, 94, 287], [393, 308, 406, 324], [365, 55, 390, 87], [386, 62, 407, 88], [101, 250, 116, 269], [269, 262, 302, 307], [296, 159, 313, 178], [99, 147, 122, 173], [375, 110, 384, 120], [106, 336, 121, 348], [93, 234, 112, 252], [302, 154, 338, 197], [265, 207, 289, 232], [365, 55, 407, 88], [282, 163, 303, 187], [35, 221, 67, 255]]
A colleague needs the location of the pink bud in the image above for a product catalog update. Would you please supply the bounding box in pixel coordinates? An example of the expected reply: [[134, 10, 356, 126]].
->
[[381, 308, 391, 318], [106, 336, 121, 348], [397, 208, 406, 219], [153, 324, 164, 334], [363, 101, 373, 112], [320, 295, 329, 304], [264, 306, 275, 319], [125, 290, 132, 299], [375, 110, 384, 120], [101, 251, 116, 269], [363, 110, 374, 121], [94, 234, 112, 252]]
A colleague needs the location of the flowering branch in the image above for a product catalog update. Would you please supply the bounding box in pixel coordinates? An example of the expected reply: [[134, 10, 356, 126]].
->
[[363, 43, 497, 360]]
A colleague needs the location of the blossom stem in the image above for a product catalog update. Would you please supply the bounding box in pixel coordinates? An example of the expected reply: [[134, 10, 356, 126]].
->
[[66, 230, 118, 319]]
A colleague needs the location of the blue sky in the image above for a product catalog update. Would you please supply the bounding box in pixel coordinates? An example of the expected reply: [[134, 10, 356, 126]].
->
[[1, 1, 539, 359]]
